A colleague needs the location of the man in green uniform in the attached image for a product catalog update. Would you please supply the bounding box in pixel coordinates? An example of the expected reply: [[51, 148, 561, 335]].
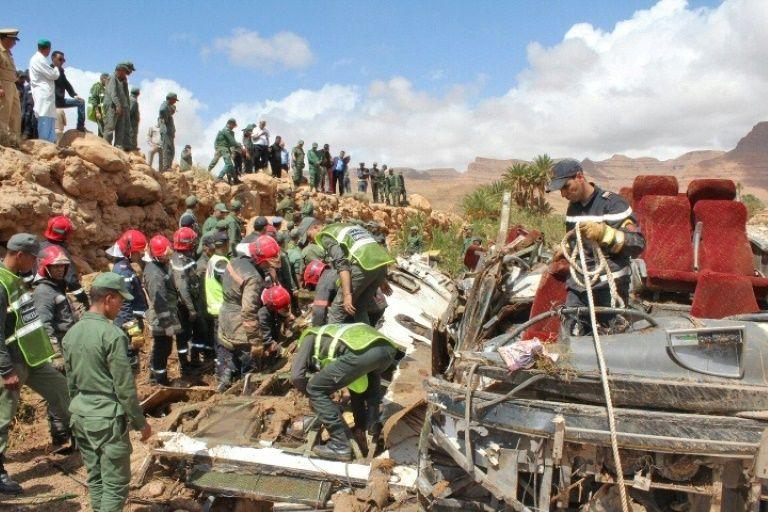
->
[[276, 188, 295, 219], [369, 163, 381, 203], [291, 323, 400, 461], [300, 191, 315, 218], [397, 170, 407, 205], [87, 73, 109, 136], [63, 272, 151, 511], [0, 233, 70, 494], [0, 29, 21, 147], [102, 63, 130, 149], [378, 165, 389, 204], [291, 140, 305, 186], [128, 87, 140, 151], [241, 123, 255, 174], [179, 144, 192, 171], [300, 218, 394, 325], [179, 195, 200, 235], [385, 168, 399, 206], [209, 118, 242, 184], [158, 92, 178, 171], [225, 199, 245, 256], [404, 226, 424, 255], [307, 142, 323, 192]]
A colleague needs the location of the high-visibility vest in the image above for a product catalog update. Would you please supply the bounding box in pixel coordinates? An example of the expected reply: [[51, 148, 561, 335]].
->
[[205, 254, 228, 316], [315, 224, 394, 271], [298, 323, 398, 393], [0, 267, 55, 367]]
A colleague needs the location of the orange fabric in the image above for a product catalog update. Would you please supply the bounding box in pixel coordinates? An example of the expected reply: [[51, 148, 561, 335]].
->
[[523, 266, 568, 343], [691, 270, 758, 319]]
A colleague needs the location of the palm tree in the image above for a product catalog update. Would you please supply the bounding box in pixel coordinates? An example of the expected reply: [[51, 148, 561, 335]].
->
[[504, 163, 530, 208]]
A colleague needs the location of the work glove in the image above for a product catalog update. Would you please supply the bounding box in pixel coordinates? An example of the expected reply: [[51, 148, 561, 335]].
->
[[578, 221, 607, 243], [578, 222, 625, 253]]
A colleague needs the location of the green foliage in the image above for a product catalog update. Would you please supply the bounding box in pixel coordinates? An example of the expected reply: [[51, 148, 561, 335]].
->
[[461, 183, 502, 220], [741, 194, 764, 219], [502, 154, 554, 214]]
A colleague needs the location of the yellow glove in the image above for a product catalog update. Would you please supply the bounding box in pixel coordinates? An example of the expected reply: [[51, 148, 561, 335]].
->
[[578, 221, 607, 243], [130, 334, 145, 351], [579, 222, 626, 253]]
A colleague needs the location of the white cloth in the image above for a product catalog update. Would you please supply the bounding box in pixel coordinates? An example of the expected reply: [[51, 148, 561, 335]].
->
[[253, 128, 269, 146], [147, 125, 161, 145], [280, 148, 290, 165], [28, 51, 60, 118]]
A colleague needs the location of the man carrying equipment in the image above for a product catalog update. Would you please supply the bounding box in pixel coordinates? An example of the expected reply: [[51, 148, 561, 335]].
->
[[290, 323, 401, 461]]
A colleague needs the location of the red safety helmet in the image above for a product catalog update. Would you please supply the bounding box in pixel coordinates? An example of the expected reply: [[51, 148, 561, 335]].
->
[[37, 245, 70, 277], [172, 227, 198, 251], [261, 285, 291, 311], [117, 229, 148, 257], [149, 235, 172, 259], [44, 215, 74, 242], [249, 235, 280, 264], [303, 259, 327, 287]]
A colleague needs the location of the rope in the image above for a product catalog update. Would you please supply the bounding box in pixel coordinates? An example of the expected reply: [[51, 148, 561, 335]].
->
[[569, 225, 631, 512], [561, 231, 624, 309]]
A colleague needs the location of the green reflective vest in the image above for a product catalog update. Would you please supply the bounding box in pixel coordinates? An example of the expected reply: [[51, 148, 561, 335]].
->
[[205, 254, 229, 316], [316, 224, 394, 271], [298, 323, 398, 393], [0, 267, 55, 367]]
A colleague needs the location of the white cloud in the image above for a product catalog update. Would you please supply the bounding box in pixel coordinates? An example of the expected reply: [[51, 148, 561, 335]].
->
[[210, 29, 314, 71]]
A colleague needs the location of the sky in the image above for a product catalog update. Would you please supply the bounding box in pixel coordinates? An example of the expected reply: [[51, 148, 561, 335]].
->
[[7, 0, 766, 172]]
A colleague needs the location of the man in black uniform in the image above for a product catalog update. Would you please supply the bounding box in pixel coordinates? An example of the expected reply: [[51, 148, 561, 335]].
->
[[547, 159, 645, 332]]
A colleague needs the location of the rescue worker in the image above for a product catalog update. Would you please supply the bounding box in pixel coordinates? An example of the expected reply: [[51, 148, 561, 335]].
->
[[275, 232, 300, 314], [158, 92, 178, 171], [242, 216, 269, 244], [142, 235, 183, 385], [171, 228, 210, 367], [128, 87, 140, 151], [258, 285, 292, 358], [32, 244, 75, 447], [197, 233, 214, 281], [108, 229, 149, 373], [546, 159, 645, 332], [286, 229, 304, 287], [179, 144, 193, 171], [217, 236, 281, 390], [307, 142, 323, 192], [276, 188, 295, 218], [385, 167, 398, 205], [209, 118, 242, 184], [290, 323, 400, 461], [0, 233, 70, 494], [404, 225, 424, 256], [40, 215, 89, 309], [179, 195, 200, 235], [225, 199, 245, 257], [291, 140, 305, 186], [204, 232, 230, 391], [0, 29, 21, 147], [102, 63, 130, 149], [370, 163, 381, 203], [299, 218, 394, 325], [200, 203, 228, 252], [298, 217, 326, 266], [301, 192, 315, 218], [63, 272, 151, 511]]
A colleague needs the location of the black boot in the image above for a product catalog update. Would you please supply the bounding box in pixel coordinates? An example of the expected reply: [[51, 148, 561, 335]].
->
[[0, 457, 21, 495], [217, 370, 232, 393], [312, 428, 352, 462], [149, 370, 170, 386], [48, 412, 73, 451], [178, 353, 193, 375]]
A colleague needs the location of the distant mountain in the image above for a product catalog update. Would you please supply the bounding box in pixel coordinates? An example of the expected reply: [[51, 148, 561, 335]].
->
[[401, 122, 767, 212]]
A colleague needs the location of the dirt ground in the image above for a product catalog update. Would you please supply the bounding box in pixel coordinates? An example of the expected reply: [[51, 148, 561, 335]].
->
[[2, 344, 212, 511]]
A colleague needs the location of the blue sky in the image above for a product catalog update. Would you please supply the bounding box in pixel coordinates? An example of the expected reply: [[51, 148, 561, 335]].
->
[[8, 0, 763, 172]]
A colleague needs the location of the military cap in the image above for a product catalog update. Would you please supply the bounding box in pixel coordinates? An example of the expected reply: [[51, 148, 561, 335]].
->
[[0, 29, 20, 40], [272, 216, 284, 226], [312, 142, 318, 148], [323, 144, 329, 149], [372, 162, 378, 166], [214, 202, 228, 212], [410, 225, 418, 232], [130, 87, 140, 95], [115, 63, 129, 71], [7, 233, 39, 254], [286, 220, 295, 231], [184, 144, 191, 149], [242, 123, 255, 132], [547, 159, 582, 192], [37, 39, 51, 48], [100, 72, 109, 79], [92, 271, 134, 300], [276, 231, 288, 245], [227, 118, 237, 126], [382, 165, 388, 170], [302, 191, 310, 198], [15, 70, 26, 79], [185, 195, 198, 207], [166, 92, 179, 101], [359, 162, 365, 166], [298, 217, 320, 245], [290, 228, 300, 239], [230, 199, 243, 211], [213, 231, 229, 246], [124, 61, 136, 72], [297, 140, 304, 145], [253, 216, 268, 230], [215, 219, 229, 230], [201, 234, 215, 248]]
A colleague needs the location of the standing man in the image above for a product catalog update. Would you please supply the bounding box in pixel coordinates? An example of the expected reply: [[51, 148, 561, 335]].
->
[[321, 144, 333, 193], [307, 142, 323, 193], [200, 203, 228, 249], [331, 150, 350, 196], [63, 272, 151, 512], [87, 73, 108, 137], [269, 135, 283, 178], [390, 168, 403, 206], [240, 123, 255, 175], [128, 87, 140, 151], [102, 63, 130, 149], [204, 232, 230, 390], [398, 170, 407, 205], [179, 144, 193, 171], [0, 29, 21, 147], [172, 228, 210, 367], [225, 199, 245, 257], [179, 195, 200, 234], [146, 123, 161, 170], [158, 92, 178, 171], [546, 159, 645, 332], [0, 234, 69, 494], [28, 39, 60, 143], [19, 70, 36, 140], [369, 163, 381, 203], [291, 140, 305, 186], [252, 120, 269, 172], [208, 118, 241, 184], [51, 50, 85, 133], [280, 139, 290, 176], [356, 162, 369, 194]]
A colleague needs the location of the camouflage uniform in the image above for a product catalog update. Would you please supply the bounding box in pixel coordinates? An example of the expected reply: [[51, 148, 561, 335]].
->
[[158, 98, 176, 171], [307, 144, 323, 190], [128, 89, 140, 151], [291, 141, 305, 186], [209, 123, 242, 184], [0, 39, 20, 146], [102, 71, 130, 149], [369, 164, 381, 203]]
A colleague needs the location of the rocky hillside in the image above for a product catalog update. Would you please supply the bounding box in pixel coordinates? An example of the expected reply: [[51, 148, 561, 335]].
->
[[0, 132, 445, 273]]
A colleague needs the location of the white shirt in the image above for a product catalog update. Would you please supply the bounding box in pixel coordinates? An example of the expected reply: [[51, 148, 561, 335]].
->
[[281, 148, 290, 165], [253, 127, 269, 146], [28, 51, 59, 118], [147, 125, 161, 145]]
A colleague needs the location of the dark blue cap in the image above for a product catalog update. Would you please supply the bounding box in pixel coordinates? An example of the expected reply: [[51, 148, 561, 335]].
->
[[547, 159, 582, 192]]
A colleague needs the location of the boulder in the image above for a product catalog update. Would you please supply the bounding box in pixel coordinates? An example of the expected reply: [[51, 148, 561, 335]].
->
[[408, 193, 432, 214], [70, 137, 129, 172], [115, 171, 162, 206]]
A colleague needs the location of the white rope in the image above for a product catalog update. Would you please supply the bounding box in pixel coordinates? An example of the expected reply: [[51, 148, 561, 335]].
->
[[569, 225, 631, 512], [561, 232, 624, 309]]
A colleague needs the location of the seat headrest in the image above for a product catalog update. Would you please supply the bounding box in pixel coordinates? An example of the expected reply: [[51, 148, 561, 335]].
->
[[632, 175, 678, 203], [687, 179, 736, 205]]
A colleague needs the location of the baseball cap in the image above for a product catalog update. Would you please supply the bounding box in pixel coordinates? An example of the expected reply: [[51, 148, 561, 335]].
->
[[230, 199, 243, 211], [92, 271, 134, 301], [214, 202, 228, 212], [298, 217, 320, 245], [214, 231, 229, 246], [166, 92, 179, 101], [547, 159, 582, 192], [7, 233, 39, 254], [185, 195, 198, 207]]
